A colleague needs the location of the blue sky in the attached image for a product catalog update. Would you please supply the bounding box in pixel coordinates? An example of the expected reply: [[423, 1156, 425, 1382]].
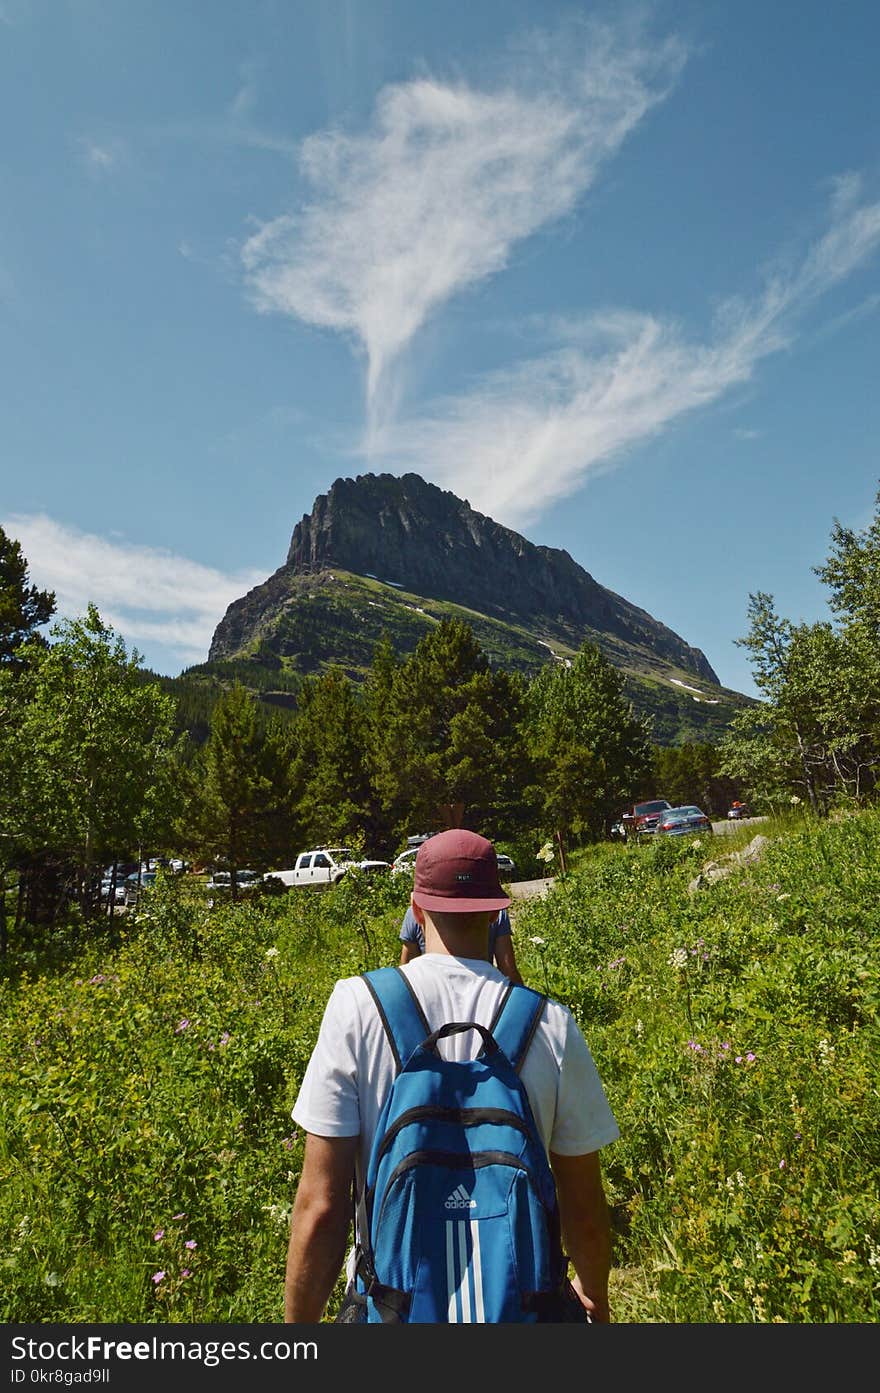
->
[[2, 0, 879, 700]]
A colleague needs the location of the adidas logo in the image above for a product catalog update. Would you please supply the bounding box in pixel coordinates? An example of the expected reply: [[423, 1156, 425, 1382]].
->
[[444, 1185, 477, 1210]]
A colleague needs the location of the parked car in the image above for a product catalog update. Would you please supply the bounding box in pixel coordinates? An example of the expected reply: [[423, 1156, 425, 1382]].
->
[[205, 869, 262, 907], [392, 842, 515, 879], [264, 848, 390, 891], [620, 799, 672, 839], [390, 846, 421, 877], [123, 870, 158, 907], [100, 878, 127, 906], [655, 805, 713, 838]]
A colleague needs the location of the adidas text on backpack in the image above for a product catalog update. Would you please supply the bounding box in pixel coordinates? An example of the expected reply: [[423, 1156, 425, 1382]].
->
[[350, 966, 585, 1323]]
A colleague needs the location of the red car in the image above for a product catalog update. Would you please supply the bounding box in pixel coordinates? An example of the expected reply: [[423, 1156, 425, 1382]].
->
[[620, 799, 672, 839]]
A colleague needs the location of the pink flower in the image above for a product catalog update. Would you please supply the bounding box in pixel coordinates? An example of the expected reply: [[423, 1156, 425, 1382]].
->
[[185, 1239, 197, 1250], [181, 1269, 192, 1278], [151, 1272, 165, 1284], [153, 1229, 165, 1241]]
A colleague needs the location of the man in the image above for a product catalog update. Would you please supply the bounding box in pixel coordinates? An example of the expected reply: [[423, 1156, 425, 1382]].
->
[[398, 900, 523, 984], [285, 828, 619, 1323]]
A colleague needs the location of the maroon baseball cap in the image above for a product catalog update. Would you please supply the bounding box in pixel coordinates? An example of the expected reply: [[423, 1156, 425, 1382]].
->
[[412, 829, 511, 914]]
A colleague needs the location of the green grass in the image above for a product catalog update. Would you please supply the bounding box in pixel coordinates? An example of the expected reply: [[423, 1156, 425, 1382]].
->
[[2, 808, 878, 1322]]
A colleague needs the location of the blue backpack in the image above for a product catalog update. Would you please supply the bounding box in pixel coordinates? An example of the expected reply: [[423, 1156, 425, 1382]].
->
[[349, 966, 581, 1324]]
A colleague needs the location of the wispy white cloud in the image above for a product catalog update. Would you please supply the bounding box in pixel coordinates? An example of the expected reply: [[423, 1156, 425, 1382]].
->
[[241, 20, 688, 429], [2, 514, 265, 667], [74, 136, 126, 177], [367, 180, 880, 529]]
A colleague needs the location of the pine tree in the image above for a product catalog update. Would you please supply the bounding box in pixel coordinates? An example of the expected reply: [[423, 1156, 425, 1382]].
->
[[188, 683, 289, 893], [0, 526, 55, 667], [526, 641, 653, 846]]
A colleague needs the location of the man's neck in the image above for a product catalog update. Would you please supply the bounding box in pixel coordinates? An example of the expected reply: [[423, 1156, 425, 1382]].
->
[[422, 920, 491, 962]]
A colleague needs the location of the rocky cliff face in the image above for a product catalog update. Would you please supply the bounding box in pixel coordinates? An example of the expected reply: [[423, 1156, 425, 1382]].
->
[[272, 472, 718, 683]]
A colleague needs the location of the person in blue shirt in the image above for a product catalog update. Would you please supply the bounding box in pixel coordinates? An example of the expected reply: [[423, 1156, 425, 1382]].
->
[[398, 902, 523, 984]]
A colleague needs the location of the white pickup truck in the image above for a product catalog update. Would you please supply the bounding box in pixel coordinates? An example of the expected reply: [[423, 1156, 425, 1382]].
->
[[264, 846, 390, 890]]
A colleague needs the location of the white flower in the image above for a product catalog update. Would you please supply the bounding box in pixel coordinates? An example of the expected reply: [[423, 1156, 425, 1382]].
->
[[536, 841, 555, 863], [790, 794, 801, 805], [668, 947, 688, 970], [529, 936, 546, 947], [262, 1202, 292, 1229], [691, 838, 702, 850], [817, 1038, 835, 1065], [635, 1019, 644, 1036], [265, 947, 280, 959]]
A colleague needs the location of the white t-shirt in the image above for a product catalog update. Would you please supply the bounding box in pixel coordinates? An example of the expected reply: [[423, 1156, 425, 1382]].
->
[[291, 954, 620, 1193]]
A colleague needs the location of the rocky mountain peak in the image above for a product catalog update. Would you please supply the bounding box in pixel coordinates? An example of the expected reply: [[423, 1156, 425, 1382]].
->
[[280, 472, 718, 683]]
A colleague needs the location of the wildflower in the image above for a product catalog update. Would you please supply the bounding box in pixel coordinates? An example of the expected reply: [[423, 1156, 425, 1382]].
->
[[536, 842, 555, 863], [817, 1039, 835, 1064], [779, 1159, 786, 1169], [842, 1250, 857, 1265], [181, 1269, 192, 1278], [219, 1032, 231, 1047], [608, 956, 626, 970], [174, 1019, 190, 1034], [89, 974, 106, 986], [635, 1019, 644, 1037], [153, 1229, 165, 1241], [789, 794, 801, 805], [686, 1039, 703, 1053], [43, 1273, 60, 1287], [691, 838, 701, 850], [746, 1052, 756, 1063], [732, 1256, 744, 1269], [776, 892, 790, 901], [185, 1239, 197, 1250], [668, 947, 688, 970], [265, 947, 280, 959], [172, 1213, 185, 1221], [529, 936, 546, 947], [151, 1272, 165, 1284], [282, 1134, 297, 1150]]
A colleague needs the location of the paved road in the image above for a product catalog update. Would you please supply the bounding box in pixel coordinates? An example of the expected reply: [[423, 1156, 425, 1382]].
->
[[709, 815, 768, 837], [506, 817, 769, 900], [507, 876, 556, 900]]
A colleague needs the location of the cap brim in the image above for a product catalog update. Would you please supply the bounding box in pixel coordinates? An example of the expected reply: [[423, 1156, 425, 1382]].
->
[[412, 891, 511, 914]]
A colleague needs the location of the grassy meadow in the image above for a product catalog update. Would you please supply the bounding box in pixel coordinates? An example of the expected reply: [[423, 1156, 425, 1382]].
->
[[2, 809, 878, 1323]]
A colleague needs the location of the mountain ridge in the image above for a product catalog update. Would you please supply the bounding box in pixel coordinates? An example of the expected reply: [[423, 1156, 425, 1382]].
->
[[205, 472, 750, 745]]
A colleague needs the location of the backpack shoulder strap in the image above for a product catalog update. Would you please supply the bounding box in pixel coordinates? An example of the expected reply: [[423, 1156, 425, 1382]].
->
[[361, 966, 431, 1074], [488, 982, 547, 1073]]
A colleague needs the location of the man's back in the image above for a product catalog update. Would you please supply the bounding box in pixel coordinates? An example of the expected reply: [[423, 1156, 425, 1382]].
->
[[285, 828, 618, 1324], [292, 953, 619, 1193]]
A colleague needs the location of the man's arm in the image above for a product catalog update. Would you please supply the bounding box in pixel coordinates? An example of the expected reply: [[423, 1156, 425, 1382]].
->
[[549, 1149, 613, 1323], [285, 1132, 358, 1322], [492, 934, 523, 985], [399, 940, 421, 965]]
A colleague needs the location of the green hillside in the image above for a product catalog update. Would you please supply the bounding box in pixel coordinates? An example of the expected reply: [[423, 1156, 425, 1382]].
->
[[172, 568, 750, 746]]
